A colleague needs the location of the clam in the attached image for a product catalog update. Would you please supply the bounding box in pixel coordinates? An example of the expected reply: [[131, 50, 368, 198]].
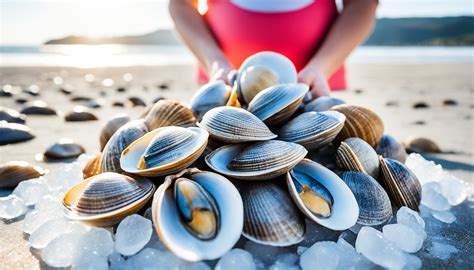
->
[[63, 172, 154, 227], [20, 100, 57, 115], [0, 106, 26, 124], [335, 137, 380, 179], [205, 140, 307, 180], [247, 83, 308, 126], [238, 181, 305, 246], [190, 80, 232, 119], [83, 153, 102, 179], [120, 127, 208, 177], [236, 51, 297, 104], [0, 161, 45, 188], [304, 96, 345, 112], [287, 159, 359, 230], [0, 121, 34, 145], [277, 111, 345, 151], [101, 120, 149, 173], [331, 104, 384, 147], [197, 106, 276, 143], [143, 100, 196, 130], [126, 97, 146, 107], [99, 114, 131, 151], [44, 139, 85, 159], [379, 157, 422, 211], [152, 168, 243, 261], [340, 171, 392, 226], [375, 134, 407, 163], [403, 136, 441, 153], [64, 106, 98, 122]]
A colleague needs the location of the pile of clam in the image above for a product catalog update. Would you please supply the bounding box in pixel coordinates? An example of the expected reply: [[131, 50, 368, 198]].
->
[[64, 52, 421, 262]]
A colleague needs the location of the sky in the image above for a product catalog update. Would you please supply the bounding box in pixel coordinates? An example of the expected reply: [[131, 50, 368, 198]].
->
[[0, 0, 473, 45]]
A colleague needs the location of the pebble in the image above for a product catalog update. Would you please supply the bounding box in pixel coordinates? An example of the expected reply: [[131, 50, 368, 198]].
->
[[0, 194, 27, 219], [0, 121, 35, 145], [412, 102, 430, 109], [215, 249, 256, 270], [0, 106, 26, 124], [115, 214, 153, 256], [13, 178, 49, 206], [65, 106, 98, 122], [443, 99, 458, 106], [20, 100, 57, 115], [44, 139, 86, 159], [432, 211, 456, 224], [127, 96, 146, 107], [382, 224, 423, 253]]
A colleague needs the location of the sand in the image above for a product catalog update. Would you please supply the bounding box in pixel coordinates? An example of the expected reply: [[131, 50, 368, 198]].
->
[[0, 63, 473, 269]]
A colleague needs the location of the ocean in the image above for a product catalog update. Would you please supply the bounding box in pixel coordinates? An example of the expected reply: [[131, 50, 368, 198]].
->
[[0, 45, 472, 68]]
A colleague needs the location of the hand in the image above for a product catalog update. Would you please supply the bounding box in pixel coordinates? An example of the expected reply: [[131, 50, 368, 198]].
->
[[298, 66, 331, 98], [209, 60, 234, 84]]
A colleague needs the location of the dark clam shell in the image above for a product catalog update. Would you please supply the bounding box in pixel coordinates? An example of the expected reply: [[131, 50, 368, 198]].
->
[[336, 137, 380, 179], [0, 107, 26, 124], [0, 121, 34, 145], [0, 161, 45, 188], [375, 134, 407, 163], [64, 106, 98, 122], [20, 100, 57, 115], [44, 139, 85, 159], [127, 97, 146, 107]]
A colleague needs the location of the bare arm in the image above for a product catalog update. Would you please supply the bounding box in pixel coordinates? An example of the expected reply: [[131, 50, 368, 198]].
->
[[299, 0, 378, 97], [169, 0, 232, 82]]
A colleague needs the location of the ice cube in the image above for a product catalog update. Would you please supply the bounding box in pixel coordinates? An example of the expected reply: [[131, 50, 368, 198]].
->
[[355, 226, 406, 269], [109, 251, 126, 270], [432, 211, 456, 224], [29, 217, 71, 249], [215, 248, 256, 270], [115, 214, 153, 256], [335, 240, 375, 270], [35, 194, 62, 212], [13, 178, 49, 206], [402, 253, 422, 270], [127, 248, 183, 270], [72, 254, 108, 270], [405, 154, 444, 185], [41, 232, 82, 268], [421, 183, 450, 211], [0, 194, 27, 219], [427, 241, 459, 260], [300, 241, 339, 270], [397, 207, 426, 239], [337, 230, 358, 247], [269, 253, 299, 270], [78, 227, 114, 257], [179, 261, 212, 270], [439, 174, 467, 206], [22, 209, 61, 234], [383, 224, 423, 253]]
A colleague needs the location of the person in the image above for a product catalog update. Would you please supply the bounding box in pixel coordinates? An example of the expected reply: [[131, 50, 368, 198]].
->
[[170, 0, 378, 98]]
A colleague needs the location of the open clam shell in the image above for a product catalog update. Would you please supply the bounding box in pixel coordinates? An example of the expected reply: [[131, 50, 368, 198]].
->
[[375, 134, 407, 163], [190, 80, 231, 119], [197, 106, 276, 143], [0, 161, 45, 188], [99, 114, 130, 151], [340, 171, 392, 226], [238, 65, 279, 104], [379, 157, 422, 211], [120, 127, 208, 177], [335, 137, 380, 179], [303, 96, 345, 112], [287, 159, 359, 230], [239, 181, 305, 246], [278, 111, 345, 151], [331, 104, 384, 147], [247, 83, 308, 126], [63, 172, 155, 227], [152, 168, 243, 261], [144, 100, 196, 130], [205, 140, 307, 180], [101, 120, 149, 173]]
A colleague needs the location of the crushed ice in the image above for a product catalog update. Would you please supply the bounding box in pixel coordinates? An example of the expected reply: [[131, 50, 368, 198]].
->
[[0, 153, 471, 269]]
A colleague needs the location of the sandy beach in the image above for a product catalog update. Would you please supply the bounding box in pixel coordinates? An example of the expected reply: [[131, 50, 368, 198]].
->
[[0, 62, 473, 269]]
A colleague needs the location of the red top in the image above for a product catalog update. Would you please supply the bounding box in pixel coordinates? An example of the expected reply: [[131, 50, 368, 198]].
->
[[198, 0, 346, 90]]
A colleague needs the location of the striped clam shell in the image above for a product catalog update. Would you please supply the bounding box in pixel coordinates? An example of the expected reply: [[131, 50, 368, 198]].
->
[[379, 157, 422, 211], [206, 140, 307, 180], [239, 181, 305, 246], [340, 171, 392, 226], [303, 96, 345, 112], [83, 153, 102, 179], [63, 172, 154, 226], [278, 111, 345, 151], [100, 119, 149, 173], [336, 137, 380, 179], [197, 106, 276, 143], [375, 134, 407, 163], [190, 80, 232, 120], [99, 114, 130, 151], [331, 104, 384, 147], [120, 127, 208, 177], [0, 161, 45, 188], [144, 100, 196, 130], [247, 83, 308, 126]]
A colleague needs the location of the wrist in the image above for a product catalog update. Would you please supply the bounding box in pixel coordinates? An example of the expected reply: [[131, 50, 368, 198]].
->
[[306, 59, 330, 79]]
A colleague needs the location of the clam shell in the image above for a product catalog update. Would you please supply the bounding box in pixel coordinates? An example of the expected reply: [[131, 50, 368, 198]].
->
[[0, 106, 26, 124], [63, 172, 155, 227], [120, 127, 208, 177], [83, 153, 102, 179], [304, 96, 345, 112], [379, 157, 422, 211], [20, 100, 57, 115], [152, 168, 243, 261], [0, 121, 34, 145], [0, 161, 45, 188], [403, 136, 441, 153], [239, 65, 278, 104], [331, 104, 384, 147], [197, 106, 276, 143], [375, 134, 407, 163], [340, 171, 392, 226], [335, 137, 380, 179], [101, 120, 149, 173], [287, 159, 359, 230], [99, 114, 131, 151], [247, 83, 308, 126], [205, 140, 307, 180], [239, 181, 305, 246], [144, 100, 196, 130], [190, 80, 231, 119], [64, 106, 98, 122], [126, 97, 146, 107], [278, 111, 345, 151], [44, 139, 85, 159]]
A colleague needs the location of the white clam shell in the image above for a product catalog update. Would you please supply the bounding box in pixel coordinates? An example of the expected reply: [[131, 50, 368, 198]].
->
[[286, 159, 359, 230], [190, 80, 231, 119]]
